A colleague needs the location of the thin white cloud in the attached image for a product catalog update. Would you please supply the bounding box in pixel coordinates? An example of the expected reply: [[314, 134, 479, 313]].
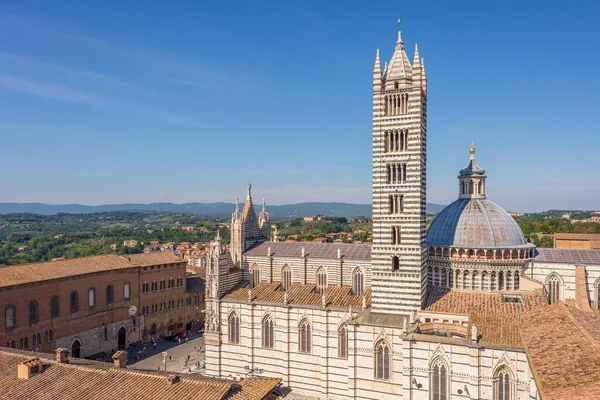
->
[[0, 74, 204, 127]]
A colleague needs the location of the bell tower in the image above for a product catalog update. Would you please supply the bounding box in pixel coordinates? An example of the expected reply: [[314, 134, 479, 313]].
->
[[371, 31, 428, 314]]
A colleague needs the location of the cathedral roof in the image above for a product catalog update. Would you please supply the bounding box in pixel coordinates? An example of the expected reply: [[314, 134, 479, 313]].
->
[[422, 288, 548, 348], [534, 248, 600, 264], [243, 242, 371, 260], [224, 281, 371, 309], [426, 198, 529, 248]]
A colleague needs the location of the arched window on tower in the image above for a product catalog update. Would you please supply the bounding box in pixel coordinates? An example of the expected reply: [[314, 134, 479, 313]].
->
[[316, 267, 327, 294], [281, 265, 292, 291], [374, 340, 390, 380], [547, 274, 561, 304], [494, 366, 512, 400], [262, 314, 274, 348], [430, 358, 449, 400], [392, 256, 400, 271], [298, 318, 311, 353], [352, 267, 364, 296], [338, 323, 348, 358], [228, 311, 240, 344]]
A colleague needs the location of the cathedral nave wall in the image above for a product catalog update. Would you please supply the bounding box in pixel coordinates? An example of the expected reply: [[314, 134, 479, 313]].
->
[[402, 338, 538, 400], [243, 255, 372, 288]]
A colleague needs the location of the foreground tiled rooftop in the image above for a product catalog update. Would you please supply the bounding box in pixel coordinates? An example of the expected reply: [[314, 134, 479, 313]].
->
[[224, 281, 371, 309], [0, 348, 279, 400], [0, 253, 182, 288], [521, 303, 600, 399], [423, 288, 548, 347], [244, 241, 371, 260], [534, 248, 600, 264]]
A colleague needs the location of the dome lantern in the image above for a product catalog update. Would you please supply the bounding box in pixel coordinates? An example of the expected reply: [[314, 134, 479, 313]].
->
[[458, 143, 487, 199]]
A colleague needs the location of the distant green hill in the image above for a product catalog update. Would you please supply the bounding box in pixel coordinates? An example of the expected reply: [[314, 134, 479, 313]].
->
[[0, 202, 447, 217]]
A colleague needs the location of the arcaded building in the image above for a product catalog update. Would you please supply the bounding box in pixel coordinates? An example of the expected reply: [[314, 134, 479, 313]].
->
[[203, 29, 600, 400]]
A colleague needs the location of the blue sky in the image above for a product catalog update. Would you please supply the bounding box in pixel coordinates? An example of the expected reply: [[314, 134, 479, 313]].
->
[[0, 1, 598, 212]]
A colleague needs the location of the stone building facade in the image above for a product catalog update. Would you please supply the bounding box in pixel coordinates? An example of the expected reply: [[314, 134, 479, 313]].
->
[[1, 253, 204, 359], [203, 28, 600, 400]]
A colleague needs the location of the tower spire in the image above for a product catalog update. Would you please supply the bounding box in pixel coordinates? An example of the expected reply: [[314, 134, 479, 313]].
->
[[235, 197, 239, 212], [373, 49, 382, 90], [413, 44, 420, 67]]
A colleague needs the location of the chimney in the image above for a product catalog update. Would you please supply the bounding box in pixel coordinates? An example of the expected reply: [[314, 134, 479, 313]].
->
[[167, 375, 180, 385], [55, 348, 69, 364], [112, 350, 128, 368], [18, 358, 44, 380]]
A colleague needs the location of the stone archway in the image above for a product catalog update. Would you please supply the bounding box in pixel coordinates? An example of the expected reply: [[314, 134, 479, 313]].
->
[[71, 339, 82, 358], [118, 326, 127, 350]]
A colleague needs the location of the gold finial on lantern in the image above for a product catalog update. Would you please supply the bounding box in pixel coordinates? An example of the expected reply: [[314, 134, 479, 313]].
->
[[470, 142, 475, 156]]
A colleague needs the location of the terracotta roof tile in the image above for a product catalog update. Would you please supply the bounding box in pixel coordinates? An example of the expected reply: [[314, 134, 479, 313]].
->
[[0, 255, 135, 288], [224, 281, 371, 308], [225, 377, 281, 399], [0, 252, 182, 288], [520, 303, 600, 399], [127, 252, 182, 266], [0, 348, 278, 400], [423, 289, 548, 347]]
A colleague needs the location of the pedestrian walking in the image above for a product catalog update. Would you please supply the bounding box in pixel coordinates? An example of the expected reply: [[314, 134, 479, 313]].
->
[[187, 354, 190, 361], [143, 346, 146, 356], [153, 342, 156, 350], [178, 337, 181, 345], [169, 355, 172, 362]]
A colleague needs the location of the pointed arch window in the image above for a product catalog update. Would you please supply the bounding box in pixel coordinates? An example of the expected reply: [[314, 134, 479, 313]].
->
[[28, 300, 39, 325], [374, 340, 390, 380], [70, 291, 79, 313], [431, 358, 448, 400], [250, 264, 260, 289], [494, 366, 512, 400], [106, 285, 114, 305], [338, 323, 348, 358], [228, 312, 240, 344], [50, 296, 60, 319], [352, 267, 364, 296], [316, 267, 327, 294], [5, 305, 16, 329], [547, 274, 561, 304], [298, 318, 311, 353], [123, 282, 131, 300], [281, 265, 292, 291], [88, 288, 96, 307], [262, 315, 274, 348]]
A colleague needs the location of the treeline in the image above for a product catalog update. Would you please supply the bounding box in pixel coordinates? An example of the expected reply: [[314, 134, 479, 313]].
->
[[277, 217, 372, 243], [0, 211, 227, 265]]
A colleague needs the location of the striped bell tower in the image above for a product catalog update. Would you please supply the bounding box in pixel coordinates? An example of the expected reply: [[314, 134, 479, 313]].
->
[[371, 31, 428, 314]]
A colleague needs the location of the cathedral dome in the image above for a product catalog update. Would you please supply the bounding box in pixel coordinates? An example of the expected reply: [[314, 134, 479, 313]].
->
[[426, 198, 528, 248], [427, 144, 529, 249]]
